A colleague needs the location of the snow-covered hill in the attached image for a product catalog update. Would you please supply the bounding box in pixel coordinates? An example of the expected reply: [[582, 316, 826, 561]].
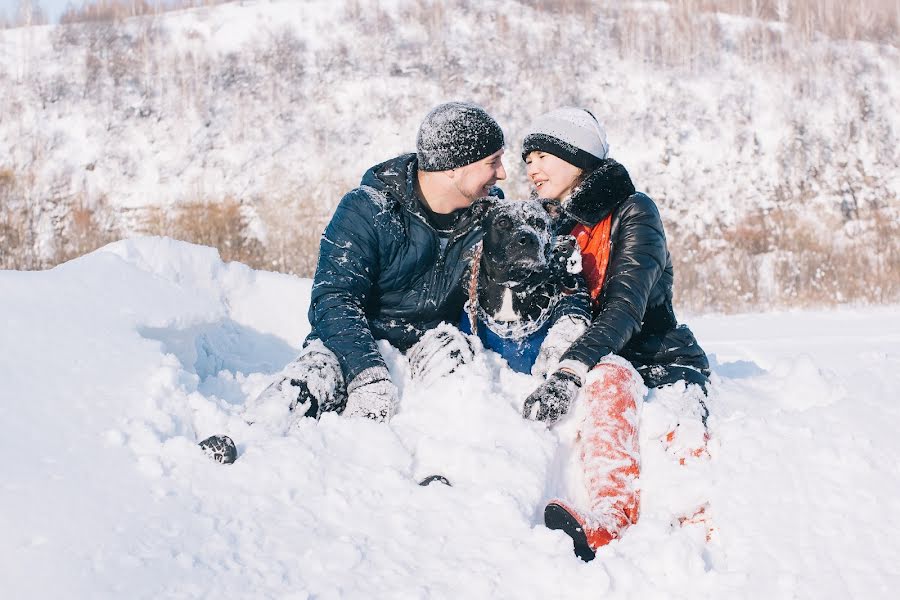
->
[[2, 0, 898, 309], [2, 238, 898, 598]]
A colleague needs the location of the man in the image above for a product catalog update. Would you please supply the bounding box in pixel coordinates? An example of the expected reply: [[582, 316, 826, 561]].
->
[[248, 102, 507, 426]]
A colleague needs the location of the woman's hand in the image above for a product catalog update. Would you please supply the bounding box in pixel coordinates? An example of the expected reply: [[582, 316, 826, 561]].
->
[[522, 369, 582, 424]]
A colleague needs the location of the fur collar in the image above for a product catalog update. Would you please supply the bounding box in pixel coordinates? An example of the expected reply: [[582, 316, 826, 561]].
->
[[561, 158, 636, 227]]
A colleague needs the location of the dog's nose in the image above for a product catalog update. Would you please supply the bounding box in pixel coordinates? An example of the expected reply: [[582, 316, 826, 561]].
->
[[516, 233, 536, 248]]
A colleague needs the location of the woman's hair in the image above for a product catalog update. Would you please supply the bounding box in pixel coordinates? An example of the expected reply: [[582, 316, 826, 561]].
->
[[572, 167, 589, 187]]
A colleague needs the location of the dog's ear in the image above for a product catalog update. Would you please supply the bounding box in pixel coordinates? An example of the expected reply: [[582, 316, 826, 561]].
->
[[470, 196, 497, 221]]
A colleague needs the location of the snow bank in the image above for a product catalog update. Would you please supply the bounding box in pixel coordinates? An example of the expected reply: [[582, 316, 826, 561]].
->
[[1, 239, 898, 598]]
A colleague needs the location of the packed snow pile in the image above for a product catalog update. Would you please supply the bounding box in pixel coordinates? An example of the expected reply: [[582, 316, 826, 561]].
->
[[2, 238, 899, 598]]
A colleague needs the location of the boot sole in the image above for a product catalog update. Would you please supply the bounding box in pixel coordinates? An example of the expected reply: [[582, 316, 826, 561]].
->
[[198, 434, 238, 464], [418, 475, 452, 487], [544, 502, 596, 562]]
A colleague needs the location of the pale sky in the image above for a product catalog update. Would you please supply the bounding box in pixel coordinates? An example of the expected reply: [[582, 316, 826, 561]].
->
[[1, 0, 90, 24]]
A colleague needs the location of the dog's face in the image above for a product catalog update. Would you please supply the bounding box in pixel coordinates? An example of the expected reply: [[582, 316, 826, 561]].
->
[[481, 199, 553, 284]]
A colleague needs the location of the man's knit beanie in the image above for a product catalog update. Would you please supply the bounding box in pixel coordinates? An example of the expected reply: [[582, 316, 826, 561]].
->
[[521, 107, 609, 171], [416, 102, 505, 171]]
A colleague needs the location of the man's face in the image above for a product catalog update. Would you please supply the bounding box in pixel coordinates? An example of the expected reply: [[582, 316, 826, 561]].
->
[[450, 149, 507, 208]]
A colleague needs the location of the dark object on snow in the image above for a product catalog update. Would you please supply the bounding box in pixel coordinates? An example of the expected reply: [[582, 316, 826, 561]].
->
[[544, 502, 596, 562], [416, 102, 504, 172], [307, 153, 502, 383], [418, 475, 452, 487], [460, 199, 591, 374], [551, 159, 710, 387], [522, 369, 582, 424], [199, 435, 237, 465]]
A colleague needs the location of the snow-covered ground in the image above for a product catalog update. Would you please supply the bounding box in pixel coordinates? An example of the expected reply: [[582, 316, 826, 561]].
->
[[2, 238, 898, 599]]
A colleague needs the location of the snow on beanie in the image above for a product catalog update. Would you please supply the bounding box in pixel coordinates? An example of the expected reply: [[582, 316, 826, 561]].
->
[[416, 102, 505, 172], [522, 107, 609, 171]]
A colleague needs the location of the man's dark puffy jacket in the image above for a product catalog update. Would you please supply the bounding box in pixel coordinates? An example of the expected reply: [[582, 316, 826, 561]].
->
[[556, 159, 710, 383], [308, 153, 495, 382]]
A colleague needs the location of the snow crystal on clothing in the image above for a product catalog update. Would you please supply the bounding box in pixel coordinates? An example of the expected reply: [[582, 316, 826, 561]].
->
[[566, 244, 583, 274], [360, 185, 394, 213], [415, 101, 504, 171]]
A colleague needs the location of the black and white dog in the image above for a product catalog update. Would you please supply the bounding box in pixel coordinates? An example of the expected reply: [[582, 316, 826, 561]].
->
[[459, 198, 591, 375]]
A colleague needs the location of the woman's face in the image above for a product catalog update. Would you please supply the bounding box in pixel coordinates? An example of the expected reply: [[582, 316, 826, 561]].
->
[[524, 151, 583, 200]]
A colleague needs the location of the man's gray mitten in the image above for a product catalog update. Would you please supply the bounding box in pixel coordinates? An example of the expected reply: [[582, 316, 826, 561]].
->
[[522, 370, 582, 424], [407, 325, 477, 384], [344, 367, 398, 422]]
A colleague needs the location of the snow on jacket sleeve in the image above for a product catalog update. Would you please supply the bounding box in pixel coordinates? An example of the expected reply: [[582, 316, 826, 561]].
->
[[308, 189, 386, 382], [560, 193, 668, 368]]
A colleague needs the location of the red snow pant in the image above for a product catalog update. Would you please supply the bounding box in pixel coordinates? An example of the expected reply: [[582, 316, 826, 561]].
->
[[565, 361, 643, 549]]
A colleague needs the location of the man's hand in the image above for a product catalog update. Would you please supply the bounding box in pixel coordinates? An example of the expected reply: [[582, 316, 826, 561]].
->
[[407, 325, 477, 384], [344, 367, 398, 422], [522, 369, 582, 424]]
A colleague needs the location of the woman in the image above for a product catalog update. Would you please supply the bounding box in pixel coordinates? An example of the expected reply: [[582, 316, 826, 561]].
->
[[520, 107, 710, 561]]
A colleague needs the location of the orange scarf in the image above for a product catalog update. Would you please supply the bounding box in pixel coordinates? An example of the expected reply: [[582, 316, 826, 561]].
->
[[571, 214, 613, 303]]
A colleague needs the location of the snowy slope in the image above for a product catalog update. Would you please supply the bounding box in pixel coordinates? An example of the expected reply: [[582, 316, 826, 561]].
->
[[2, 239, 899, 598], [2, 0, 897, 263]]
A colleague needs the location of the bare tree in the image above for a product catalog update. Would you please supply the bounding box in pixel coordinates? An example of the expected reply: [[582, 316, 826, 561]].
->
[[16, 0, 47, 26]]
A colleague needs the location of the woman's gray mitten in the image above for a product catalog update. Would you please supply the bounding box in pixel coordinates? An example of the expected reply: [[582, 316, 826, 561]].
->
[[522, 370, 582, 424]]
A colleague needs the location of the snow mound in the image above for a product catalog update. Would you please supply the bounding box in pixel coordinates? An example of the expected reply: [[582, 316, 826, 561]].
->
[[1, 240, 898, 598]]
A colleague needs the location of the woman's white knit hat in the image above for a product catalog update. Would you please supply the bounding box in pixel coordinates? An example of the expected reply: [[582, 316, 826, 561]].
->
[[522, 107, 609, 170]]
